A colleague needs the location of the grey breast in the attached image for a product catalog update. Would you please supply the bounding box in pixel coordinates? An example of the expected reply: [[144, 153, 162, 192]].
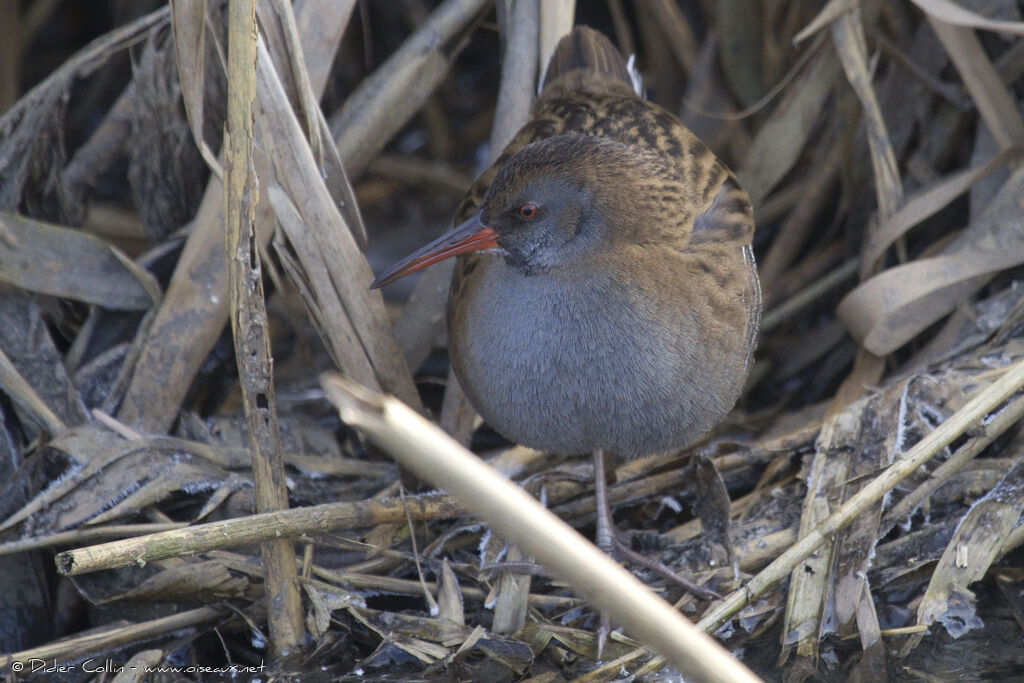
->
[[449, 254, 725, 458]]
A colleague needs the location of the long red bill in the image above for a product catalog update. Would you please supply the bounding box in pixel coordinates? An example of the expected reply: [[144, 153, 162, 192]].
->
[[370, 213, 498, 289]]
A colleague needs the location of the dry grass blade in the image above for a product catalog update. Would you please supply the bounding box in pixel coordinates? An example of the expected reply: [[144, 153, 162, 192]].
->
[[320, 373, 761, 683], [259, 0, 324, 166], [256, 40, 422, 411], [170, 0, 222, 175], [738, 40, 839, 205], [757, 143, 843, 287], [863, 146, 1024, 272], [117, 0, 348, 433], [911, 0, 1024, 37], [831, 8, 903, 225], [268, 184, 382, 389], [793, 0, 858, 45], [760, 258, 858, 333], [927, 16, 1024, 150]]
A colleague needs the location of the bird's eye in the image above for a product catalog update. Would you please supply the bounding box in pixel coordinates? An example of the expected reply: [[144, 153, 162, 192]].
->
[[518, 203, 538, 219]]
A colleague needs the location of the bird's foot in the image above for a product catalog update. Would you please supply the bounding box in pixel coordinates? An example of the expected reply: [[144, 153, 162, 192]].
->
[[609, 537, 720, 601], [592, 450, 718, 600], [589, 451, 718, 660]]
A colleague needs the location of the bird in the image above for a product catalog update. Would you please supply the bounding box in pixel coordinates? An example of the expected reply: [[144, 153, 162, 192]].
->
[[372, 25, 761, 638]]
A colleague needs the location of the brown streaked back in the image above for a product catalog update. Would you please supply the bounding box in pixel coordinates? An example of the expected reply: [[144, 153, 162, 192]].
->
[[541, 25, 634, 92]]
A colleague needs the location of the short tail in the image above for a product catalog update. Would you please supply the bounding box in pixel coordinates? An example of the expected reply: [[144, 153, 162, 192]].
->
[[541, 26, 637, 93]]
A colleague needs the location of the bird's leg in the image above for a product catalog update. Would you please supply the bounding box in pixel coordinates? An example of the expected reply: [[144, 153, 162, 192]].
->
[[592, 449, 617, 555], [593, 450, 720, 602], [592, 449, 615, 659]]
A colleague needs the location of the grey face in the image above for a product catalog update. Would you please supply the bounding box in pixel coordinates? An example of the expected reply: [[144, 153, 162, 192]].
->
[[482, 173, 600, 274], [476, 134, 671, 277]]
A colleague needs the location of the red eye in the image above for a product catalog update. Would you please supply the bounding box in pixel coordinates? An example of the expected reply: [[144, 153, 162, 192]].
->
[[519, 203, 538, 219]]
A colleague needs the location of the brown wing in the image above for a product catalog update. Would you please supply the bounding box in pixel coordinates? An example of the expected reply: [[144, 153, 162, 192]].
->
[[454, 27, 755, 297]]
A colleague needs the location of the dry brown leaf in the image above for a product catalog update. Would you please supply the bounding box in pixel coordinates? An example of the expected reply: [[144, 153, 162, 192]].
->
[[863, 146, 1023, 272], [0, 212, 159, 310], [0, 426, 235, 534], [0, 294, 90, 434], [0, 346, 66, 435], [102, 558, 249, 603], [436, 560, 466, 626], [838, 165, 1024, 355]]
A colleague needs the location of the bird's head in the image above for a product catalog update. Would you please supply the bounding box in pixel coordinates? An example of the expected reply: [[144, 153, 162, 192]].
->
[[371, 134, 678, 288]]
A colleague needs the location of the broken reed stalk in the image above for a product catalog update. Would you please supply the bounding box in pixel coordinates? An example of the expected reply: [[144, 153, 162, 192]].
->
[[224, 0, 303, 652], [52, 457, 703, 576], [697, 356, 1024, 633], [880, 390, 1024, 535], [0, 523, 185, 558], [311, 567, 580, 611], [55, 494, 465, 575], [0, 606, 229, 671], [321, 372, 761, 683]]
